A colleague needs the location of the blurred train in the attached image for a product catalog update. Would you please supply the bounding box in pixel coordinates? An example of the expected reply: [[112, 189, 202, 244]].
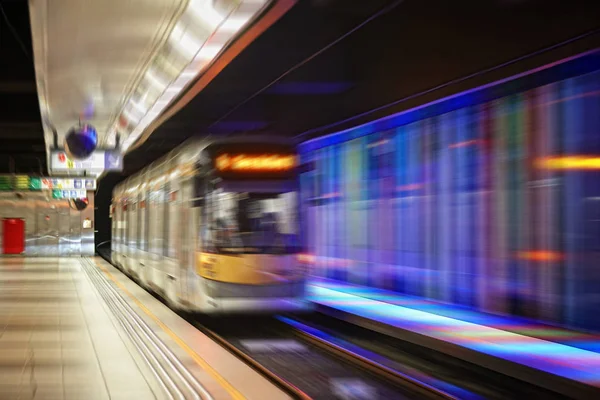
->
[[111, 136, 308, 313]]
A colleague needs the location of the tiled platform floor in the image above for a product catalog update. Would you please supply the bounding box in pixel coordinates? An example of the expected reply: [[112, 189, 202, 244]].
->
[[309, 278, 600, 395], [0, 257, 155, 400], [0, 257, 289, 400]]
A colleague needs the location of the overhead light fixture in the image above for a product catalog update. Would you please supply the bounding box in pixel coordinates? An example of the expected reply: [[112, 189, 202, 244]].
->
[[195, 44, 223, 60], [165, 85, 185, 93], [145, 68, 168, 90], [187, 0, 225, 29], [123, 108, 142, 124], [130, 100, 147, 114], [170, 24, 202, 58], [219, 16, 250, 32], [113, 0, 272, 152]]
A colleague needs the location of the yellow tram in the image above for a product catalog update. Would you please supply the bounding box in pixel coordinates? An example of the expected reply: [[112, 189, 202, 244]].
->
[[111, 136, 307, 313]]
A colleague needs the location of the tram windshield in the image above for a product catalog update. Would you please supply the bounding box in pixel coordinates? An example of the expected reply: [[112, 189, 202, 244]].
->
[[203, 190, 300, 254]]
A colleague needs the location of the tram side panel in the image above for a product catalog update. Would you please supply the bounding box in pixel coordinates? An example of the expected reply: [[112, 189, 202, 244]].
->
[[110, 193, 116, 264], [146, 171, 161, 289], [118, 192, 127, 268], [130, 177, 142, 277], [140, 172, 151, 284], [159, 167, 172, 294], [122, 183, 133, 274], [137, 179, 149, 283], [112, 190, 123, 267], [175, 174, 195, 308], [164, 158, 184, 305], [188, 196, 203, 309], [122, 197, 129, 271], [110, 202, 117, 263], [126, 193, 138, 274]]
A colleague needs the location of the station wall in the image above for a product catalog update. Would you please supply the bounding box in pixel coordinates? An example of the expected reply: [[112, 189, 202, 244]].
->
[[300, 51, 600, 331], [0, 192, 95, 256]]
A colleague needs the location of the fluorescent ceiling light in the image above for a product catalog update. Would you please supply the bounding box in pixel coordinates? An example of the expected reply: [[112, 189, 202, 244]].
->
[[130, 100, 147, 113], [123, 108, 142, 123], [219, 16, 250, 32], [165, 85, 185, 93], [126, 103, 145, 118], [145, 68, 167, 89], [115, 0, 274, 154], [169, 24, 202, 58], [156, 91, 178, 105], [195, 44, 222, 60], [187, 0, 224, 29], [180, 69, 197, 78]]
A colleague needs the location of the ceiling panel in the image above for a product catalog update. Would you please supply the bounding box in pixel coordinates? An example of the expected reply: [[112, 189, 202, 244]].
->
[[30, 0, 185, 147]]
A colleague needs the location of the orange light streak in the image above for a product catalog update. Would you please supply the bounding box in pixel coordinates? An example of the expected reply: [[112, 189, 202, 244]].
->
[[536, 156, 600, 170], [517, 251, 564, 262], [217, 154, 296, 172]]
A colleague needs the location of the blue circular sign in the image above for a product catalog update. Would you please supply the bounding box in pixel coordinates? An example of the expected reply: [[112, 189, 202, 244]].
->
[[65, 124, 98, 160]]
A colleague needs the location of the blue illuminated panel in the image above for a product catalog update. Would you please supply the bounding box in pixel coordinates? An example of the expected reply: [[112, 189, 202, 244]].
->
[[299, 50, 600, 332], [309, 282, 600, 386]]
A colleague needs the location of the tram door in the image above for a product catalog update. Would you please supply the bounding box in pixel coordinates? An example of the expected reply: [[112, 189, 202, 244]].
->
[[180, 179, 195, 302]]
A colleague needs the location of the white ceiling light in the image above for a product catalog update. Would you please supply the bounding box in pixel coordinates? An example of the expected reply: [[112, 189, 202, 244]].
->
[[145, 68, 168, 89], [187, 0, 225, 29], [169, 24, 202, 58], [165, 85, 185, 93], [123, 107, 142, 124], [112, 0, 272, 153], [130, 100, 148, 114], [195, 44, 223, 60], [219, 16, 250, 32]]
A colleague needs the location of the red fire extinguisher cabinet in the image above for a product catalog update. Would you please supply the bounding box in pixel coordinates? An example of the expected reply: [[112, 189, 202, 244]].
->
[[3, 218, 25, 254]]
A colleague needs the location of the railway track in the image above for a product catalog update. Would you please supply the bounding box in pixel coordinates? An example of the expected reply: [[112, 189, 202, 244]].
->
[[191, 315, 456, 400], [275, 313, 569, 400]]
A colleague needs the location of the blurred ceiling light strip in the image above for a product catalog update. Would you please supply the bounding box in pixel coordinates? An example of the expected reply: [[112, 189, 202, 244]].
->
[[170, 24, 202, 58], [145, 68, 168, 90], [123, 108, 142, 124], [130, 100, 148, 114], [195, 44, 223, 60], [219, 17, 250, 32], [113, 0, 271, 152], [536, 156, 600, 170], [187, 0, 225, 28]]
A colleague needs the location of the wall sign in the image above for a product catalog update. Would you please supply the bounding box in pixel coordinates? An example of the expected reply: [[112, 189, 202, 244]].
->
[[50, 149, 123, 174], [41, 178, 96, 190]]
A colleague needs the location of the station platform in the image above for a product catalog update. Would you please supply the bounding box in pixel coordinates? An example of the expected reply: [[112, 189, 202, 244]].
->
[[308, 278, 600, 399], [0, 256, 289, 400]]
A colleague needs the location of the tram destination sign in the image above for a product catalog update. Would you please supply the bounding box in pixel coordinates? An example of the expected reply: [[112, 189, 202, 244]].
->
[[214, 152, 297, 179]]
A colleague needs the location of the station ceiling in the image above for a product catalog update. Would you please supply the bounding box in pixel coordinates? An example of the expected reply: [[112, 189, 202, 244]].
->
[[0, 0, 599, 176], [0, 0, 44, 175]]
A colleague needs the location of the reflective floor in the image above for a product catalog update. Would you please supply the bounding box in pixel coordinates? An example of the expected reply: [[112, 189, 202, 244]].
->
[[0, 257, 154, 399], [0, 257, 289, 400]]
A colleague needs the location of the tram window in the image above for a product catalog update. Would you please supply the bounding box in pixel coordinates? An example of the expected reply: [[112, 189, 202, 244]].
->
[[202, 190, 300, 254]]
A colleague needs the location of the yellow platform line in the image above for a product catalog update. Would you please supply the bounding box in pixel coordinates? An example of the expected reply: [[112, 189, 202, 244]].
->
[[93, 260, 246, 400]]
